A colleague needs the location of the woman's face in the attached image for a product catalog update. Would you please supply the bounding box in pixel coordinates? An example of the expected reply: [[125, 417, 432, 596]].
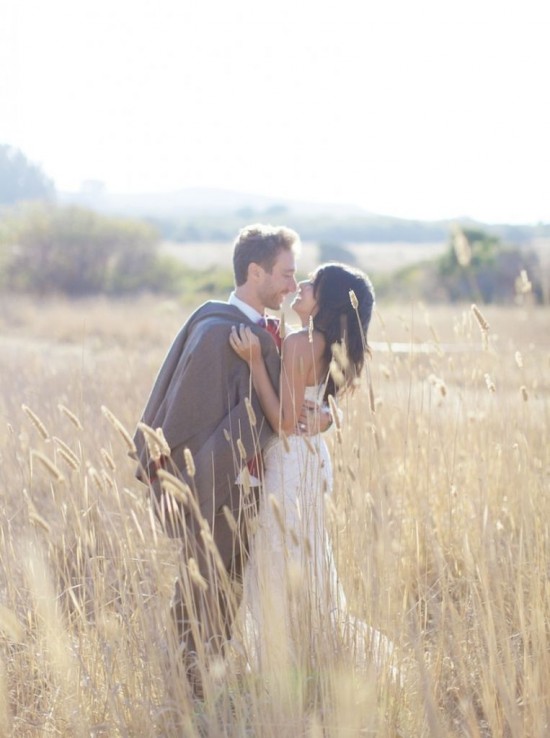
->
[[291, 277, 318, 319]]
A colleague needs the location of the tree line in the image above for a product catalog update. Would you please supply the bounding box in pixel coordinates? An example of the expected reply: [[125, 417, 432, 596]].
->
[[0, 144, 545, 303]]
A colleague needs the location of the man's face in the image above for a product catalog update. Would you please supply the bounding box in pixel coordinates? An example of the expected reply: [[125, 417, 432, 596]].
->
[[256, 249, 298, 311]]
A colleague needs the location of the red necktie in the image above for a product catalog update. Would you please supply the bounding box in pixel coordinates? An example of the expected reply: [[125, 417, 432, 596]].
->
[[258, 315, 282, 350], [246, 315, 281, 480]]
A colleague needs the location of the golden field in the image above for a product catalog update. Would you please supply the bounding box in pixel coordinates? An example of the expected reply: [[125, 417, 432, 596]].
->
[[0, 294, 549, 737]]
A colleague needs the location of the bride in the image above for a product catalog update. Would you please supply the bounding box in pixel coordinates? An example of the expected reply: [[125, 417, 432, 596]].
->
[[229, 263, 393, 675]]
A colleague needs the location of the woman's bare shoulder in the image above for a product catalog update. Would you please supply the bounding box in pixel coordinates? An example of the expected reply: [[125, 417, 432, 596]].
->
[[283, 328, 325, 353]]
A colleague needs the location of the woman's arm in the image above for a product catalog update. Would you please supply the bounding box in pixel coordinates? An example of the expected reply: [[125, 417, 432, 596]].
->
[[229, 325, 318, 435]]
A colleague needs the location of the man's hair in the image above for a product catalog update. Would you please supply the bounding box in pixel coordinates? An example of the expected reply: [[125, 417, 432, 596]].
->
[[232, 224, 300, 286]]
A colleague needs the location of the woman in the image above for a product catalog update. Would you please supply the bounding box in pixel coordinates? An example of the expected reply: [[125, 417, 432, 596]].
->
[[229, 263, 391, 674]]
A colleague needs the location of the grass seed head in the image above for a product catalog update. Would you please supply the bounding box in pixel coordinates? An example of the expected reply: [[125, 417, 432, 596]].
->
[[187, 558, 208, 591], [137, 422, 169, 461], [101, 405, 136, 454], [269, 494, 286, 534], [484, 373, 496, 393], [452, 225, 472, 267], [520, 385, 529, 402], [22, 405, 49, 441], [57, 404, 83, 430], [244, 396, 257, 426], [222, 505, 238, 533], [184, 447, 196, 477], [236, 438, 247, 460], [30, 450, 65, 483], [516, 269, 532, 294], [471, 304, 490, 332], [157, 469, 190, 504], [53, 437, 80, 470]]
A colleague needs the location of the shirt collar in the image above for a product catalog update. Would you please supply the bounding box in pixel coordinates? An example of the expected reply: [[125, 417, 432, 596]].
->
[[229, 292, 264, 324]]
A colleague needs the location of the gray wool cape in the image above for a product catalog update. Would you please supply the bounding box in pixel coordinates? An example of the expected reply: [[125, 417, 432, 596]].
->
[[133, 301, 281, 531]]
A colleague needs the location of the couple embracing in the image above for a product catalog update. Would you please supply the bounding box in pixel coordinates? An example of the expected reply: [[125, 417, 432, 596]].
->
[[134, 223, 382, 681]]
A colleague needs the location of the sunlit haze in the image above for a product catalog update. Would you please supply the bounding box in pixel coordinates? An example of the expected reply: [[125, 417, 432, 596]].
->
[[2, 0, 549, 224]]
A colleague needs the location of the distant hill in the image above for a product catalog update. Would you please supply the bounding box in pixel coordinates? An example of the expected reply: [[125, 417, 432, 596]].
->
[[58, 186, 366, 218], [57, 186, 549, 246]]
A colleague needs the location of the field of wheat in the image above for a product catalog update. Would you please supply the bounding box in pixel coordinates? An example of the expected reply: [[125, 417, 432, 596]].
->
[[0, 294, 548, 737]]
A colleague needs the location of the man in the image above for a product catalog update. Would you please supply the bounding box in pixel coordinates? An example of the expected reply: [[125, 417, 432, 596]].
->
[[134, 224, 306, 667]]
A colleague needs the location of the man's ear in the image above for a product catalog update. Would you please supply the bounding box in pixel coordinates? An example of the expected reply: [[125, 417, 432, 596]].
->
[[248, 262, 263, 282]]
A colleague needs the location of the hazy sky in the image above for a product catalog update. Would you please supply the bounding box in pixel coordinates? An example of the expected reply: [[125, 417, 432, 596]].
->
[[2, 0, 549, 223]]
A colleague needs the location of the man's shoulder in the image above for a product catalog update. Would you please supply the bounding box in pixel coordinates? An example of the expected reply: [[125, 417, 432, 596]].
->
[[185, 301, 251, 348], [191, 300, 247, 324]]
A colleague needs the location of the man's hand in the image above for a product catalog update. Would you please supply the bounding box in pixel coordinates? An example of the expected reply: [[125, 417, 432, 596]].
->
[[297, 399, 333, 435]]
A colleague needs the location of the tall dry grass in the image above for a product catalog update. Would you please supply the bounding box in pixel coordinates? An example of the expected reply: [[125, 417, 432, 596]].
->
[[0, 295, 549, 736]]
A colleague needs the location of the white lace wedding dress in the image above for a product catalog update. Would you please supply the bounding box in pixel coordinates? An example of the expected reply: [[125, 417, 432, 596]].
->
[[233, 385, 394, 675]]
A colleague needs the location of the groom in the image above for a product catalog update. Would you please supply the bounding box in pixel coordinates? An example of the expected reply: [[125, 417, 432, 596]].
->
[[134, 223, 304, 661]]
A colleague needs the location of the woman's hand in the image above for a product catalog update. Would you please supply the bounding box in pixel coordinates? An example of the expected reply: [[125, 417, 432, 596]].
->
[[229, 324, 262, 365]]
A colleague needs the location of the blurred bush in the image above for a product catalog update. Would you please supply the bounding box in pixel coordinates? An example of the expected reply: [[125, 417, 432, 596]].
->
[[0, 203, 190, 296], [375, 226, 543, 304]]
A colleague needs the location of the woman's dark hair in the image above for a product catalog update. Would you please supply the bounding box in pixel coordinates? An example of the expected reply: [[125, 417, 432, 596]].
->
[[311, 263, 375, 398]]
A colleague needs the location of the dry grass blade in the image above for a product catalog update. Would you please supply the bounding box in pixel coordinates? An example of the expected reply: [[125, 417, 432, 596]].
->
[[328, 395, 342, 431], [279, 312, 286, 340], [101, 405, 136, 454], [308, 315, 314, 343], [0, 604, 25, 643], [22, 542, 89, 738], [0, 657, 12, 737], [280, 430, 291, 453]]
